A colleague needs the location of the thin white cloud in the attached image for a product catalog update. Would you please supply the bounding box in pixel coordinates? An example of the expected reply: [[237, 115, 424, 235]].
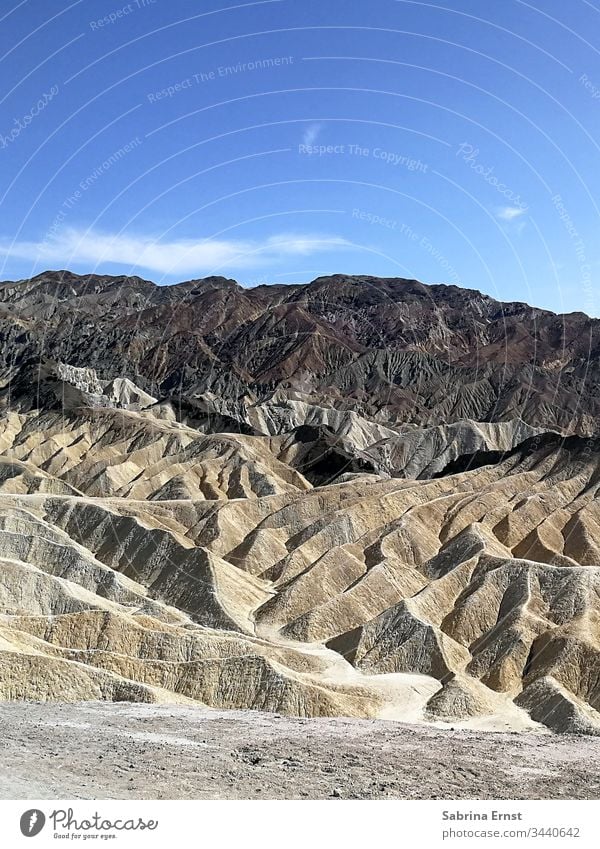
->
[[302, 123, 322, 146], [514, 219, 527, 235], [496, 206, 528, 221], [0, 228, 352, 275]]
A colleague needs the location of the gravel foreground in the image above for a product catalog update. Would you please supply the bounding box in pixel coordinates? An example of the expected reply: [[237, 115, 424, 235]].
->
[[0, 702, 599, 800]]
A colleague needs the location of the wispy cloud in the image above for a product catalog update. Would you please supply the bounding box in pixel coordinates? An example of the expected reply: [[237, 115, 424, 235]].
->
[[495, 206, 528, 221], [0, 228, 352, 275], [301, 123, 322, 146]]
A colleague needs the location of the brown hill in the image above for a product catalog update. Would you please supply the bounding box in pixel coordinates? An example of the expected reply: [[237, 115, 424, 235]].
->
[[0, 270, 597, 434]]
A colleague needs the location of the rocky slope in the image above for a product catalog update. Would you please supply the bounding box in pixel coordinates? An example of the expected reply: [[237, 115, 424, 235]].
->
[[1, 269, 598, 434], [0, 270, 599, 734]]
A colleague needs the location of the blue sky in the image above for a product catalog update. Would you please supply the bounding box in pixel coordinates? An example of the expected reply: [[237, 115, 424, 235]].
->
[[0, 0, 599, 314]]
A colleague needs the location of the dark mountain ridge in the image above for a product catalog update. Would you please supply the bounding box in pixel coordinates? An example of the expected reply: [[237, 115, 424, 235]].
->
[[0, 270, 596, 435]]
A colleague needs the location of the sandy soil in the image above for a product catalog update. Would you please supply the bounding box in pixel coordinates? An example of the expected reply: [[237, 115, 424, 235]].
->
[[0, 702, 598, 800]]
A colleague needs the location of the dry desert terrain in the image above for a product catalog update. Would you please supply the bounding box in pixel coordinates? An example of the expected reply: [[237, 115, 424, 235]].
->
[[1, 702, 599, 800]]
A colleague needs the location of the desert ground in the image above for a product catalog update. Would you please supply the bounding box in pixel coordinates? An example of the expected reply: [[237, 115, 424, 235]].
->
[[0, 702, 598, 801]]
